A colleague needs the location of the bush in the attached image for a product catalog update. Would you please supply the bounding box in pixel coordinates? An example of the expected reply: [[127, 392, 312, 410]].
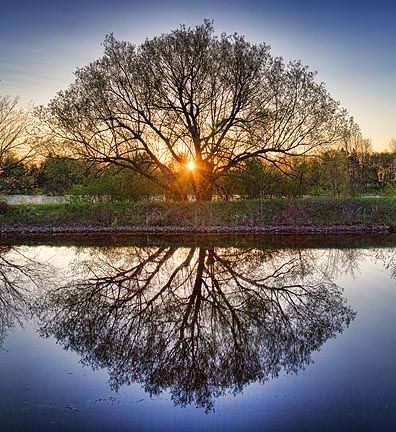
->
[[0, 200, 10, 214]]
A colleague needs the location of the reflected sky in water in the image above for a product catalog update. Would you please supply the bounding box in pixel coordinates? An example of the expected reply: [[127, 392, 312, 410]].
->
[[0, 238, 395, 431]]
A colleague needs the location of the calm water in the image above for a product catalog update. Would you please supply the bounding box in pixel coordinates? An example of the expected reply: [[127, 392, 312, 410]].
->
[[0, 236, 395, 432]]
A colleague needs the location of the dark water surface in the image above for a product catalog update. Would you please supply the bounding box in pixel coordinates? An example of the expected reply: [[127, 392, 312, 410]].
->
[[0, 236, 395, 432]]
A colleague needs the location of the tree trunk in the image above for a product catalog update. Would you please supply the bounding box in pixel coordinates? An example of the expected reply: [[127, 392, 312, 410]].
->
[[194, 161, 214, 201], [196, 184, 213, 201]]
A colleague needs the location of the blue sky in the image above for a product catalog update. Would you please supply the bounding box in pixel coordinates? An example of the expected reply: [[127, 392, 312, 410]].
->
[[1, 0, 395, 150]]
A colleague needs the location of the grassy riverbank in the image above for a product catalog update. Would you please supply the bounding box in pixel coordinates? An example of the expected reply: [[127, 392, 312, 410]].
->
[[0, 197, 394, 233]]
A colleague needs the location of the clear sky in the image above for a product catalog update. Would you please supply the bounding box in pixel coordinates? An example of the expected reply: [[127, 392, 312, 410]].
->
[[1, 0, 395, 150]]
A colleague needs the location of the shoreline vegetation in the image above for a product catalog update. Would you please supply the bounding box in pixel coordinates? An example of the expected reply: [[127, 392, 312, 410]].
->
[[0, 197, 394, 236]]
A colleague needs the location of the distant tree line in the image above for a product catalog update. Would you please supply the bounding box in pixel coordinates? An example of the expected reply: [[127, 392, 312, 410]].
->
[[0, 148, 394, 200]]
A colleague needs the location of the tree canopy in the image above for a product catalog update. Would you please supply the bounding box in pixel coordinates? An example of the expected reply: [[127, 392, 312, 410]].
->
[[46, 21, 354, 200]]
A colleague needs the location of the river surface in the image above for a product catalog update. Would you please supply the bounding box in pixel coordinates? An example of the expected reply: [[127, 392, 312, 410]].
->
[[0, 235, 395, 432]]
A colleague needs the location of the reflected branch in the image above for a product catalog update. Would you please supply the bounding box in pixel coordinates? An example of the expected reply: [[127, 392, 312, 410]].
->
[[0, 246, 44, 347]]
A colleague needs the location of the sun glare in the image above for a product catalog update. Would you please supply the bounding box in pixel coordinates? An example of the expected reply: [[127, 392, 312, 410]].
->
[[186, 160, 196, 171]]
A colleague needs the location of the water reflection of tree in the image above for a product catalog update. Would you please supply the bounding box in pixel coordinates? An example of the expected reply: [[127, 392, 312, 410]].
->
[[38, 246, 357, 411], [313, 247, 396, 281], [0, 246, 42, 347], [372, 248, 396, 280]]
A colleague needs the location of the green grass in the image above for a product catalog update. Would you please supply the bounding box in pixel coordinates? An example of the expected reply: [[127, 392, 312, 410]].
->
[[0, 197, 394, 228]]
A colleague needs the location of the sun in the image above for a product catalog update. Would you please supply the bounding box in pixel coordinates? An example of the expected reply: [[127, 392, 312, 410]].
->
[[186, 160, 196, 171]]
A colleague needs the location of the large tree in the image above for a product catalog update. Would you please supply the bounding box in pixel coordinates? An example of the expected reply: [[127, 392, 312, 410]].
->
[[46, 21, 352, 200]]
